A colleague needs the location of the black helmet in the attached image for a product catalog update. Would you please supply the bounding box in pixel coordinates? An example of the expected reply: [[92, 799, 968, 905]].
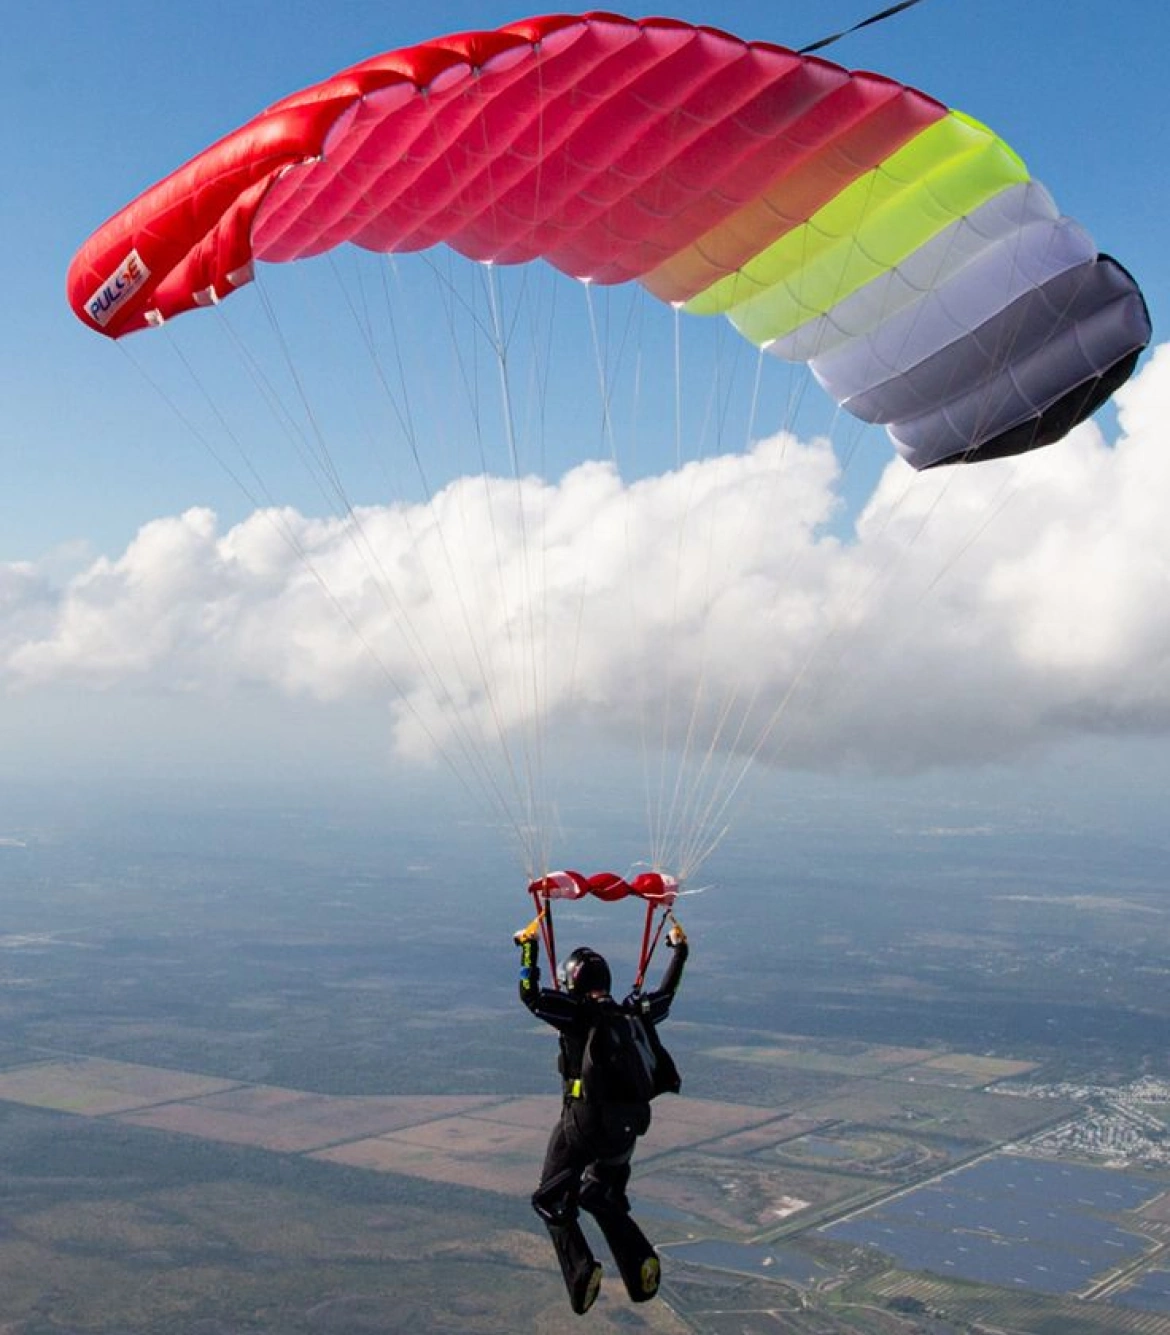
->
[[558, 947, 611, 997]]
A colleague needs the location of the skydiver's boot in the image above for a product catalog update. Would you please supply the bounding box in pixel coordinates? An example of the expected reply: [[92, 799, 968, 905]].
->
[[580, 1175, 659, 1302], [545, 1221, 603, 1314], [534, 1184, 603, 1315], [583, 1209, 658, 1301]]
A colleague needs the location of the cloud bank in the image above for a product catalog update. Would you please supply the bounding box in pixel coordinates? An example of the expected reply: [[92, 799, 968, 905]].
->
[[7, 344, 1170, 779]]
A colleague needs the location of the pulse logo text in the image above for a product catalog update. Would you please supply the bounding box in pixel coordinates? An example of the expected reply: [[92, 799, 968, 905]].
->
[[87, 249, 150, 328]]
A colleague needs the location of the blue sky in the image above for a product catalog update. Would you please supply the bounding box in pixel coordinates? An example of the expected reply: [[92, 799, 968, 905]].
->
[[3, 2, 1169, 873]]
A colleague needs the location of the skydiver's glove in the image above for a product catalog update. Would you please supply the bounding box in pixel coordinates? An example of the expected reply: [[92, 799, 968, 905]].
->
[[513, 914, 543, 946], [666, 919, 687, 949]]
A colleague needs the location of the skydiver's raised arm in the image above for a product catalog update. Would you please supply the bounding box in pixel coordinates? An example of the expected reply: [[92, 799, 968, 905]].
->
[[515, 927, 579, 1029], [638, 922, 688, 1024]]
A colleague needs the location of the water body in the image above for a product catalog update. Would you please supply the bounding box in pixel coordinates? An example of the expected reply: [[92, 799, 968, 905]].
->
[[793, 1134, 855, 1160], [661, 1238, 831, 1287], [1114, 1269, 1170, 1315], [822, 1154, 1161, 1296]]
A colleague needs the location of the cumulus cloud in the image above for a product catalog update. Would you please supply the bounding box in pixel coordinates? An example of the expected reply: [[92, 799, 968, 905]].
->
[[6, 345, 1170, 785]]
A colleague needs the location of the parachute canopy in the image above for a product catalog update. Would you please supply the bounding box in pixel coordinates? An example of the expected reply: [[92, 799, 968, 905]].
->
[[67, 11, 1150, 470]]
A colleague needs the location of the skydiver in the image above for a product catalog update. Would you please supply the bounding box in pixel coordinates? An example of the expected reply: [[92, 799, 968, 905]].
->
[[514, 918, 688, 1314]]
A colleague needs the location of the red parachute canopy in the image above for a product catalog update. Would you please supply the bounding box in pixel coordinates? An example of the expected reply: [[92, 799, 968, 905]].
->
[[67, 12, 1149, 469]]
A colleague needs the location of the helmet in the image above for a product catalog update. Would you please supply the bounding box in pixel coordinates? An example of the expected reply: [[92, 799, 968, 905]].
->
[[558, 947, 612, 997]]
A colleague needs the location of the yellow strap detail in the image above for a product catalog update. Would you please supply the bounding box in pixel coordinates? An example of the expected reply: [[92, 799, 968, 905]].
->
[[513, 911, 545, 945]]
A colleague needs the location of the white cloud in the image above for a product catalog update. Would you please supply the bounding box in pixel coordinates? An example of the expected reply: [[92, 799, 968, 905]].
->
[[6, 345, 1170, 790]]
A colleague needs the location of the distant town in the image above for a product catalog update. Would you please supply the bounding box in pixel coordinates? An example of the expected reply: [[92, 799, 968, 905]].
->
[[1003, 1076, 1170, 1168]]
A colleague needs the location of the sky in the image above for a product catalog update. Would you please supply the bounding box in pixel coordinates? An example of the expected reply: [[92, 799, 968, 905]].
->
[[3, 1, 1169, 871]]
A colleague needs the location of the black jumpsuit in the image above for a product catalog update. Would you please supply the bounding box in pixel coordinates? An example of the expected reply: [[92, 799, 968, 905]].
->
[[518, 936, 687, 1225]]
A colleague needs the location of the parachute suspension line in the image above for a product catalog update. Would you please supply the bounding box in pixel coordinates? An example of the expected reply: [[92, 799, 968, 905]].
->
[[242, 285, 510, 776], [505, 64, 598, 876], [246, 282, 379, 519], [631, 308, 670, 866], [926, 474, 1020, 593], [523, 260, 581, 877], [651, 317, 758, 877], [120, 330, 494, 818], [584, 281, 674, 873], [747, 346, 767, 452], [648, 308, 709, 873], [404, 71, 567, 878], [672, 344, 884, 864], [586, 280, 654, 875], [703, 195, 843, 820], [633, 904, 674, 994], [637, 294, 678, 872], [621, 294, 657, 858], [654, 469, 732, 872], [582, 281, 666, 873], [798, 0, 933, 55], [436, 259, 545, 875], [392, 258, 566, 868], [624, 290, 666, 864], [356, 251, 545, 872], [226, 280, 541, 861], [684, 433, 1012, 867], [209, 294, 356, 520], [515, 56, 585, 881], [647, 332, 772, 877], [337, 254, 432, 498], [161, 316, 365, 565], [640, 303, 690, 870], [485, 263, 551, 875], [587, 280, 743, 882], [673, 302, 685, 472], [681, 349, 780, 870], [666, 158, 898, 879], [379, 257, 558, 865], [701, 143, 932, 859], [655, 341, 775, 875], [591, 283, 690, 879], [635, 308, 776, 876], [661, 345, 773, 880], [756, 477, 947, 770], [759, 399, 1031, 786], [362, 252, 550, 862], [583, 283, 621, 467], [806, 209, 1049, 674], [119, 337, 275, 516], [243, 284, 383, 518], [519, 263, 558, 871]]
